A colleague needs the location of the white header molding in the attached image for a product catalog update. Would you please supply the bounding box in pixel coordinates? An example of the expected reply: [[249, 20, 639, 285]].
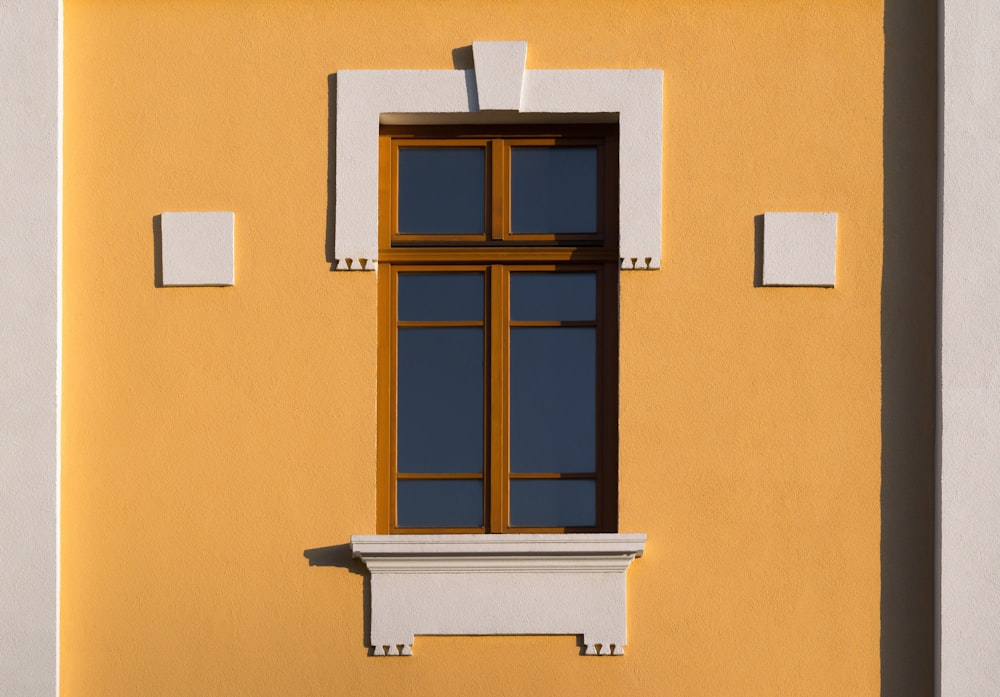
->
[[334, 42, 663, 271]]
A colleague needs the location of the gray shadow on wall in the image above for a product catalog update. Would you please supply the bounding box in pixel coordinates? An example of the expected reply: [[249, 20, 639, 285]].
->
[[304, 543, 372, 652], [451, 45, 474, 70], [451, 46, 480, 110], [325, 73, 338, 271], [152, 214, 164, 287], [881, 0, 938, 695], [753, 214, 765, 287]]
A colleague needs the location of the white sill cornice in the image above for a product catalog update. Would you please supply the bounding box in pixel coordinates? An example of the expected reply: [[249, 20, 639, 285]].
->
[[350, 533, 646, 656], [351, 533, 646, 571]]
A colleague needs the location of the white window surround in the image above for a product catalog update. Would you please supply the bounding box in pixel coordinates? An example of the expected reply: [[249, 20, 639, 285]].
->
[[334, 41, 663, 271], [350, 533, 646, 656]]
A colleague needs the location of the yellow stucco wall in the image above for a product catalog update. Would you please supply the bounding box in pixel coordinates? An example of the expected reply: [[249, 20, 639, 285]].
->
[[62, 1, 883, 694]]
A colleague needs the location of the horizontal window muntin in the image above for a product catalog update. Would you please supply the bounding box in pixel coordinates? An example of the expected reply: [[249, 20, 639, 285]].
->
[[380, 124, 618, 247], [380, 263, 617, 534]]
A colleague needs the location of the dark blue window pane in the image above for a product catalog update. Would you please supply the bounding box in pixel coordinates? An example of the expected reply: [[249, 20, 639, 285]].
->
[[399, 273, 484, 321], [398, 328, 483, 474], [510, 327, 595, 473], [398, 480, 483, 528], [509, 479, 596, 527], [398, 148, 485, 234], [510, 272, 596, 321], [511, 147, 598, 234]]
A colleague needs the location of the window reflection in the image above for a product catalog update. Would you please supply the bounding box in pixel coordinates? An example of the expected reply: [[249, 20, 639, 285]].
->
[[398, 480, 484, 527], [397, 327, 484, 474], [510, 272, 596, 321], [509, 479, 596, 527], [399, 273, 484, 321], [510, 327, 596, 473], [510, 147, 598, 234], [398, 148, 485, 234]]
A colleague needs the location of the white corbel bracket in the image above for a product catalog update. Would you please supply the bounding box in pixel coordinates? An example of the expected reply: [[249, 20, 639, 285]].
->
[[350, 533, 646, 656], [334, 42, 663, 271]]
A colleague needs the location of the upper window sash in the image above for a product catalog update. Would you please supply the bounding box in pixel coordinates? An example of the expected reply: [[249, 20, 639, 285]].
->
[[379, 126, 618, 249]]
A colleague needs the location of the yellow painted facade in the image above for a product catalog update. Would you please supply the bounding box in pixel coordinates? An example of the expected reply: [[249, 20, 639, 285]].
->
[[62, 1, 894, 694]]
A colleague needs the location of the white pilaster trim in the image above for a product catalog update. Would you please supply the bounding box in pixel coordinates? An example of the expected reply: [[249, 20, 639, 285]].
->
[[334, 43, 663, 270], [0, 1, 62, 695], [940, 2, 1000, 695]]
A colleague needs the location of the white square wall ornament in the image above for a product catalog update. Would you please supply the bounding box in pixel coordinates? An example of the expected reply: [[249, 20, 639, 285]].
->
[[761, 212, 837, 287], [160, 211, 235, 286]]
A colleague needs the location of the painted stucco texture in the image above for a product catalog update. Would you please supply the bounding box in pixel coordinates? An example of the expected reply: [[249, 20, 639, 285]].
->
[[61, 2, 882, 695]]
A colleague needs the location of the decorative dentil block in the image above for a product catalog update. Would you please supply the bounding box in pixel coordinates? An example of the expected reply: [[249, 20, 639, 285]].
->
[[160, 211, 235, 286], [761, 212, 837, 287]]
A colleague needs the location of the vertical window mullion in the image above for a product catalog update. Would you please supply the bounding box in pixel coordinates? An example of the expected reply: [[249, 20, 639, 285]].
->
[[488, 265, 506, 532], [490, 139, 505, 241], [596, 142, 606, 241], [600, 260, 618, 531], [381, 267, 397, 533], [378, 136, 394, 251], [594, 265, 605, 531]]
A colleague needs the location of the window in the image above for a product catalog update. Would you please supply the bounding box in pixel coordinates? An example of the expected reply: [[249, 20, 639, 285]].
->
[[342, 50, 653, 654], [377, 125, 620, 533]]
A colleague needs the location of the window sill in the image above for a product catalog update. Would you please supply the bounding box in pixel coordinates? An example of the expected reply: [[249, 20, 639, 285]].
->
[[350, 533, 646, 656]]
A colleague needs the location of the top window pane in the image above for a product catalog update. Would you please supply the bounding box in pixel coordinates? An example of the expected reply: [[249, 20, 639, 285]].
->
[[398, 147, 485, 234], [510, 146, 598, 234], [398, 273, 484, 321], [510, 272, 596, 321]]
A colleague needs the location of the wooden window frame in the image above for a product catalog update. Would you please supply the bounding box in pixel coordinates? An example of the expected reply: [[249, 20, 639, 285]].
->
[[377, 125, 620, 534]]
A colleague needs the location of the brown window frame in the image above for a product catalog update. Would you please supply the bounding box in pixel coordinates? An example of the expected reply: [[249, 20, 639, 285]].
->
[[377, 124, 620, 534]]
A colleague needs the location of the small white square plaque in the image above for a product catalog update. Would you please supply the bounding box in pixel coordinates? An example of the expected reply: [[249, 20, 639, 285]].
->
[[762, 212, 837, 287], [160, 211, 234, 286]]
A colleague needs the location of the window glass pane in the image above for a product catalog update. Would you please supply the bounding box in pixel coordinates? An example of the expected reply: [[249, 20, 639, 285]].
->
[[397, 328, 483, 474], [510, 272, 596, 321], [398, 479, 483, 528], [509, 479, 596, 527], [399, 273, 484, 321], [398, 147, 485, 234], [510, 327, 595, 473], [510, 147, 598, 234]]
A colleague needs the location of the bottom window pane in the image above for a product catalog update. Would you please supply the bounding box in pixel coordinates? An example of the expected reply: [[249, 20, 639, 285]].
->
[[509, 479, 596, 528], [397, 480, 483, 528]]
